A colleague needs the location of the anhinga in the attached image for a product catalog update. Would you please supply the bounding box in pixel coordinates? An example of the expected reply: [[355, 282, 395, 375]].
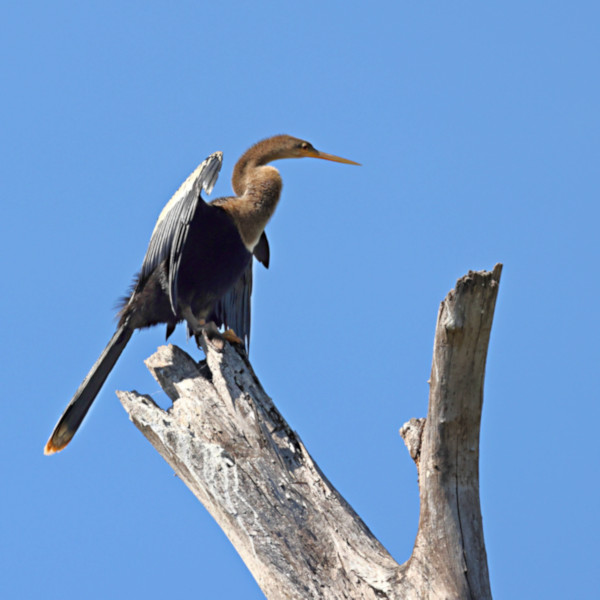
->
[[45, 135, 359, 455]]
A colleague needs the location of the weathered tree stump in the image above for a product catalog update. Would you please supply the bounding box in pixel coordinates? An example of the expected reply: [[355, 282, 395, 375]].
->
[[118, 264, 501, 599]]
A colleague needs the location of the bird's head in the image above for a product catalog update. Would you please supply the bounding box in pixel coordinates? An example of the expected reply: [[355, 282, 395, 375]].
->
[[259, 135, 360, 165]]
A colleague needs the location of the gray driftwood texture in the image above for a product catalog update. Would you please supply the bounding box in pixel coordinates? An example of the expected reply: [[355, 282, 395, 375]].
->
[[118, 264, 502, 599]]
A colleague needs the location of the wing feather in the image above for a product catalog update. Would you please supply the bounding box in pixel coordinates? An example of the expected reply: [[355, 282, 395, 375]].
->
[[139, 152, 223, 313], [210, 231, 269, 349], [210, 261, 253, 349]]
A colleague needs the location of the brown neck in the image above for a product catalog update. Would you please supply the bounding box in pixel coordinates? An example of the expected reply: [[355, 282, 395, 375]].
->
[[231, 135, 293, 196], [226, 137, 290, 251]]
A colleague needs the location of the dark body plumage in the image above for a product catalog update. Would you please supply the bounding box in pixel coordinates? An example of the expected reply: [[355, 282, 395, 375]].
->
[[121, 200, 253, 335], [45, 135, 358, 455]]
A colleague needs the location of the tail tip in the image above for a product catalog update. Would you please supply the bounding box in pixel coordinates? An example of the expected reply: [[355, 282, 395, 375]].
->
[[44, 437, 68, 456]]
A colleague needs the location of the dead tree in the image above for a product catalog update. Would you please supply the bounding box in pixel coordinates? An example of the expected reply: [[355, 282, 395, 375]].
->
[[117, 264, 501, 599]]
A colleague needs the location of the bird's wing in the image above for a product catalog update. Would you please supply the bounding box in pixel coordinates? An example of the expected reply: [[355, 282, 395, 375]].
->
[[210, 261, 253, 349], [253, 231, 270, 269], [210, 231, 270, 349], [139, 151, 223, 313]]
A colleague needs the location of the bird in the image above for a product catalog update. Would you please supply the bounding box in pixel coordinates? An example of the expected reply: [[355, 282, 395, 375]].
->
[[44, 135, 359, 455]]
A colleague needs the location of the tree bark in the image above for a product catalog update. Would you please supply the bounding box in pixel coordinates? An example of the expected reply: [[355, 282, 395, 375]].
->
[[117, 264, 501, 599]]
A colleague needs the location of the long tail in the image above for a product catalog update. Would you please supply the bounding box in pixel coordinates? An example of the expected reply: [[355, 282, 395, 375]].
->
[[44, 323, 134, 455]]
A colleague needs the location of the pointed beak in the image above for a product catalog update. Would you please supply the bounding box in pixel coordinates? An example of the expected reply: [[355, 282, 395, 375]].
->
[[303, 148, 361, 166]]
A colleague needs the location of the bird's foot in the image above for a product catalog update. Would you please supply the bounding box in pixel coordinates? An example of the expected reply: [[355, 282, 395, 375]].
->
[[222, 328, 244, 346], [194, 322, 243, 352]]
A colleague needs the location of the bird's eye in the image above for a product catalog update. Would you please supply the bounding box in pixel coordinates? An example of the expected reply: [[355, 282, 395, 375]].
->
[[300, 142, 310, 150]]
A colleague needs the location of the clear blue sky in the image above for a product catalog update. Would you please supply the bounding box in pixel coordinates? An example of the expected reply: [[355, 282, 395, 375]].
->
[[2, 2, 598, 598]]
